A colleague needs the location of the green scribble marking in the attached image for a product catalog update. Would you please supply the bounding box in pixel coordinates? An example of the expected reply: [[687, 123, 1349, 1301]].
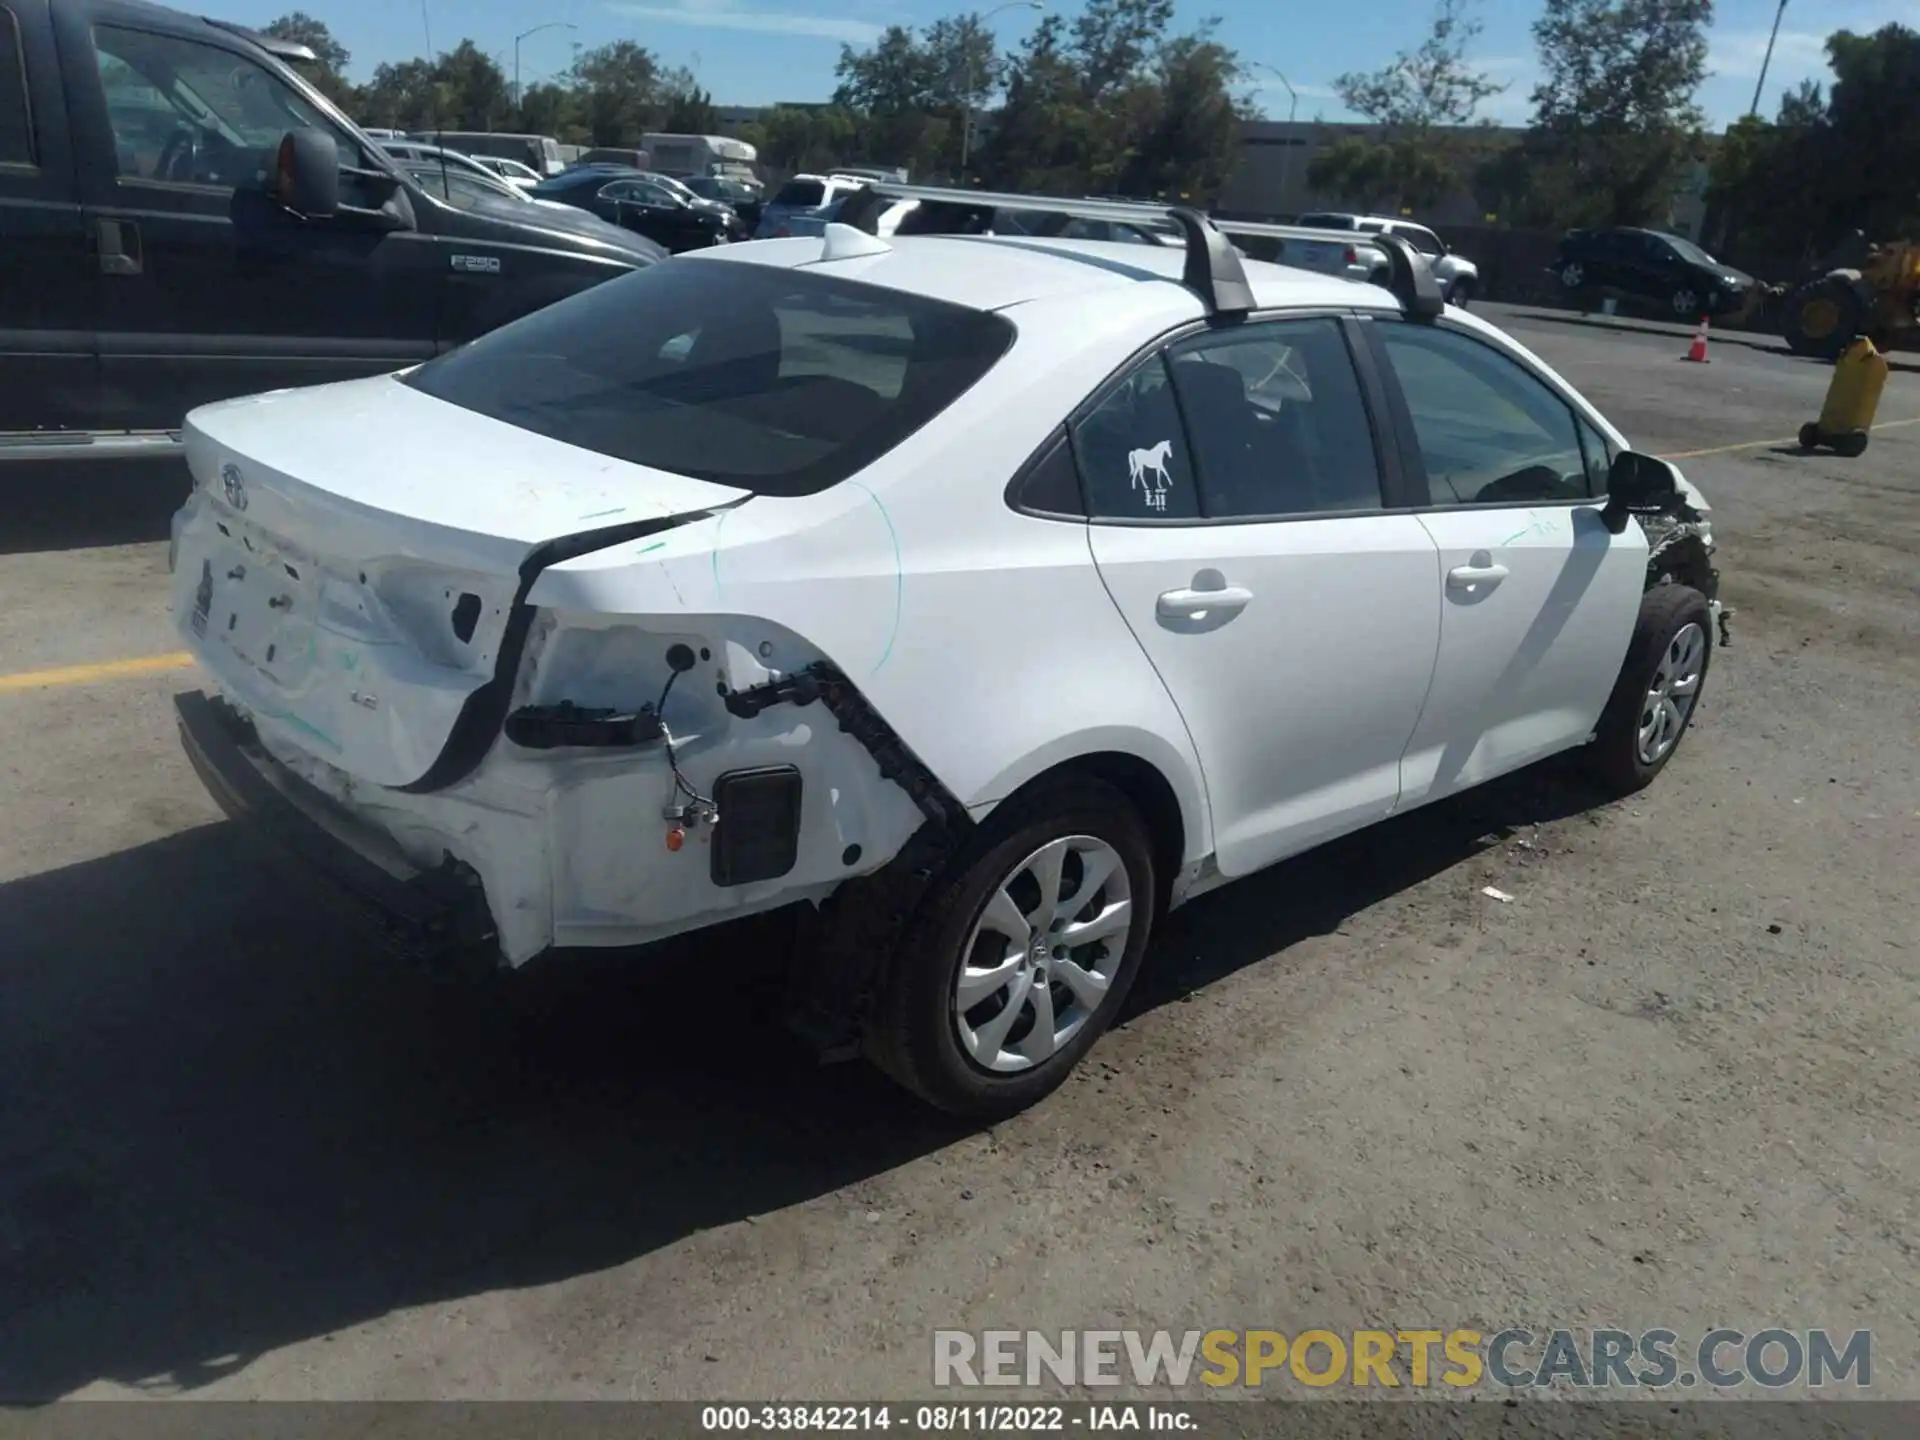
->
[[635, 540, 667, 555], [849, 481, 903, 676]]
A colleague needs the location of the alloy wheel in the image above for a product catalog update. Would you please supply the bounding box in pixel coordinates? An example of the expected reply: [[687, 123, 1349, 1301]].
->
[[952, 835, 1134, 1074], [1637, 621, 1706, 765]]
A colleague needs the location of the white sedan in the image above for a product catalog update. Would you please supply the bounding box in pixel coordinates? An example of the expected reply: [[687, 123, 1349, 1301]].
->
[[166, 185, 1723, 1118]]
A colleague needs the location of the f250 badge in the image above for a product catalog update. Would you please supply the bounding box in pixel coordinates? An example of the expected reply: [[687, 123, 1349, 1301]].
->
[[450, 254, 502, 274]]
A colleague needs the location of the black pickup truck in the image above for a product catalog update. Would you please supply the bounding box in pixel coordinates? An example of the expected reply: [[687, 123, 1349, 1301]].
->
[[1, 0, 666, 460]]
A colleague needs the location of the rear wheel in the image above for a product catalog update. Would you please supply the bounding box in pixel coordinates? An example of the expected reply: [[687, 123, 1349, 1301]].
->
[[1587, 586, 1713, 796], [866, 778, 1155, 1118], [1784, 275, 1867, 360], [1559, 260, 1586, 291], [1671, 285, 1701, 317]]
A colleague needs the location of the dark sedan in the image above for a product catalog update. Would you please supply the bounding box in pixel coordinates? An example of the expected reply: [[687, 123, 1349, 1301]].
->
[[528, 167, 732, 253], [682, 173, 764, 234], [1551, 227, 1760, 320]]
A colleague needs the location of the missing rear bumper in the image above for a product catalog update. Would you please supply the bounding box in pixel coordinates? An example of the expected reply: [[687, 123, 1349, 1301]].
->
[[174, 690, 499, 967]]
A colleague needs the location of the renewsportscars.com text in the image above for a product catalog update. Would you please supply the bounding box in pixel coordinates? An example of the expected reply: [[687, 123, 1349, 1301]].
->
[[932, 1328, 1872, 1390]]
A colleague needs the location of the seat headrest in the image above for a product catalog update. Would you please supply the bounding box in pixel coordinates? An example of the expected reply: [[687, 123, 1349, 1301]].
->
[[1176, 359, 1248, 412]]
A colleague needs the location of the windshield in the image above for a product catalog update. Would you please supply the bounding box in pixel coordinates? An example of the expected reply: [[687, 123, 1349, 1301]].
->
[[402, 263, 1015, 497]]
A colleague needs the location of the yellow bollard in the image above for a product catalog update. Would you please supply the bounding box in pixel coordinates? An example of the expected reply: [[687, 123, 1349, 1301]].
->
[[1800, 335, 1890, 457]]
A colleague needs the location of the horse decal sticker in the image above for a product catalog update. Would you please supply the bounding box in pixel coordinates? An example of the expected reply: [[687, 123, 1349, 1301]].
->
[[1128, 439, 1175, 511]]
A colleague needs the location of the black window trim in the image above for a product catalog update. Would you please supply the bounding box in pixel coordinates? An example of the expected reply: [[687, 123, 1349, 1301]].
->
[[0, 2, 36, 171], [1007, 306, 1419, 529], [1362, 312, 1625, 513]]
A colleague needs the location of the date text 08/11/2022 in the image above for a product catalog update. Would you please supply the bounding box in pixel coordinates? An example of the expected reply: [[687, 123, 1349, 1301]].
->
[[701, 1406, 1194, 1432]]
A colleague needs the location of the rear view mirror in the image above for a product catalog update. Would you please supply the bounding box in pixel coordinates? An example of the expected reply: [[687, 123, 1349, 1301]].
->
[[1601, 450, 1681, 534], [271, 127, 339, 218]]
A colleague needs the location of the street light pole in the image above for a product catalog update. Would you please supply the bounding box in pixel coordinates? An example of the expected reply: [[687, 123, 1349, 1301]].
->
[[960, 0, 1042, 181], [514, 21, 577, 110], [1748, 0, 1790, 118], [1253, 62, 1300, 207]]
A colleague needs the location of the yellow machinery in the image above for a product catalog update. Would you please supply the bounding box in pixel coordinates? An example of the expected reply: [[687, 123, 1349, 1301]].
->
[[1799, 337, 1890, 456], [1783, 238, 1920, 360]]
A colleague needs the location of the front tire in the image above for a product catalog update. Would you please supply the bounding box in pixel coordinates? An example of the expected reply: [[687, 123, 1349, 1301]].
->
[[866, 778, 1156, 1118], [1587, 585, 1713, 796], [1449, 276, 1474, 308]]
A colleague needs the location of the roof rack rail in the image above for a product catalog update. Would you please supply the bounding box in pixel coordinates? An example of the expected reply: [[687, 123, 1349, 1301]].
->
[[834, 181, 1443, 320]]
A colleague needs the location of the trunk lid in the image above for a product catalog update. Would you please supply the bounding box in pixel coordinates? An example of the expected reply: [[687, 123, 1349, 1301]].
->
[[170, 375, 747, 788]]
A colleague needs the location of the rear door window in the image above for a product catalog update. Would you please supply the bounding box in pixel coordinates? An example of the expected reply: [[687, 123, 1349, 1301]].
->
[[402, 262, 1015, 497], [1, 4, 31, 165], [775, 178, 824, 207]]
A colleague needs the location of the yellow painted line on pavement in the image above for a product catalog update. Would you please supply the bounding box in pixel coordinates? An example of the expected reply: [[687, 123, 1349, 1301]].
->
[[0, 651, 195, 693], [1663, 416, 1920, 461]]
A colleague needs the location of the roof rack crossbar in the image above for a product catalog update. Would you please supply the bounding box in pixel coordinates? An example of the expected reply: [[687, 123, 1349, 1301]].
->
[[835, 181, 1444, 321], [837, 182, 1254, 316]]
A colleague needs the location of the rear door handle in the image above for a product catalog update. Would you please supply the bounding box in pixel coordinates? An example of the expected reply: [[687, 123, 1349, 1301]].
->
[[1156, 583, 1254, 619], [97, 218, 143, 276]]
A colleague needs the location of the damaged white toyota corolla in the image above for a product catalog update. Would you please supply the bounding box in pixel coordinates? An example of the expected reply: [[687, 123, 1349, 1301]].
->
[[168, 184, 1725, 1117]]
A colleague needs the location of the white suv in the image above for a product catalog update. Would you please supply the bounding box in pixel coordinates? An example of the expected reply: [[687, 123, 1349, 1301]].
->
[[167, 185, 1722, 1118]]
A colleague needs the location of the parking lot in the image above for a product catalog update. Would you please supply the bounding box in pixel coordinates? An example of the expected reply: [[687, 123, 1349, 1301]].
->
[[3, 304, 1918, 1401]]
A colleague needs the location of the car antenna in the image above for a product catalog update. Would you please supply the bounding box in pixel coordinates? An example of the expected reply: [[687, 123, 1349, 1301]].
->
[[419, 0, 451, 200]]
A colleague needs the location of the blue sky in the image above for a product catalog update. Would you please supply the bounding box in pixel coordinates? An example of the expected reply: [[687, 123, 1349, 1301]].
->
[[216, 0, 1914, 128]]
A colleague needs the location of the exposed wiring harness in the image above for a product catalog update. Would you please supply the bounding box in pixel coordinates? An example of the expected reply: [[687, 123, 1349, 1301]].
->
[[654, 667, 714, 814]]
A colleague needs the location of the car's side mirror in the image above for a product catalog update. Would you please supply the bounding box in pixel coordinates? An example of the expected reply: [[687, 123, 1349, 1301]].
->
[[271, 127, 339, 218], [1601, 450, 1681, 534]]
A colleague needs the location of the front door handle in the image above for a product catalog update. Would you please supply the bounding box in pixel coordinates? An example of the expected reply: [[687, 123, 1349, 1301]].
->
[[1157, 582, 1254, 619], [1447, 558, 1510, 591], [97, 218, 143, 276]]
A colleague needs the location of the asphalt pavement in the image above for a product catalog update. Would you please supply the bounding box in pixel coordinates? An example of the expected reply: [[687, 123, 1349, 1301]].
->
[[1, 305, 1916, 1402]]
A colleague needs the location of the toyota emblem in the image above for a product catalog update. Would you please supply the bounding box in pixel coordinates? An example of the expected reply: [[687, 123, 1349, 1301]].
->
[[220, 463, 248, 511]]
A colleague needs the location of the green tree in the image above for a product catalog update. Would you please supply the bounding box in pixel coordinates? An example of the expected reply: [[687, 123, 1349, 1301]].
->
[[262, 11, 354, 106], [972, 0, 1246, 198], [573, 40, 660, 146], [516, 80, 586, 144], [1524, 0, 1713, 226], [656, 67, 720, 134], [1316, 0, 1503, 212], [434, 40, 511, 131]]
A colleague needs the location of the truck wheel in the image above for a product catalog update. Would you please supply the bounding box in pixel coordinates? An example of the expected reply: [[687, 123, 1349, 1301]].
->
[[1587, 585, 1713, 797], [1783, 276, 1865, 360], [866, 777, 1156, 1118]]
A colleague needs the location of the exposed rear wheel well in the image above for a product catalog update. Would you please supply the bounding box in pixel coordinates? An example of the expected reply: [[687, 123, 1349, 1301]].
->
[[1001, 751, 1186, 917]]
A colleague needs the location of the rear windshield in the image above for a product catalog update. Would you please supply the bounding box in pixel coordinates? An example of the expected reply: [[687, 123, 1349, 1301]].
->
[[401, 261, 1015, 497], [775, 178, 824, 207]]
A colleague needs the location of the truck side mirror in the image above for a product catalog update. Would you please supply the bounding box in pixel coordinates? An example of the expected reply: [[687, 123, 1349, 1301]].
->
[[1601, 450, 1680, 534], [271, 127, 340, 218]]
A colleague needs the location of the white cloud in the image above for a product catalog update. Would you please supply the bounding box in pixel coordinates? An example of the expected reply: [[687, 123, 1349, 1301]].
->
[[1708, 26, 1831, 80], [605, 0, 884, 43]]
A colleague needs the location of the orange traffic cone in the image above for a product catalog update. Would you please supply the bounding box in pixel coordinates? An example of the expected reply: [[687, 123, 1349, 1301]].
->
[[1683, 314, 1710, 362]]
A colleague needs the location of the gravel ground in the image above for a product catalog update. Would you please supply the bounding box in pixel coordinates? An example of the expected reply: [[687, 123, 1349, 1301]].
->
[[1, 307, 1916, 1403]]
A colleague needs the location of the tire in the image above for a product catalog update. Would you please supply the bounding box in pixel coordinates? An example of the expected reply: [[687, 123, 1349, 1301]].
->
[[1783, 275, 1867, 360], [1798, 421, 1821, 450], [865, 777, 1157, 1118], [1671, 286, 1701, 317], [1587, 585, 1713, 796], [1449, 277, 1474, 308], [1559, 261, 1585, 291]]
